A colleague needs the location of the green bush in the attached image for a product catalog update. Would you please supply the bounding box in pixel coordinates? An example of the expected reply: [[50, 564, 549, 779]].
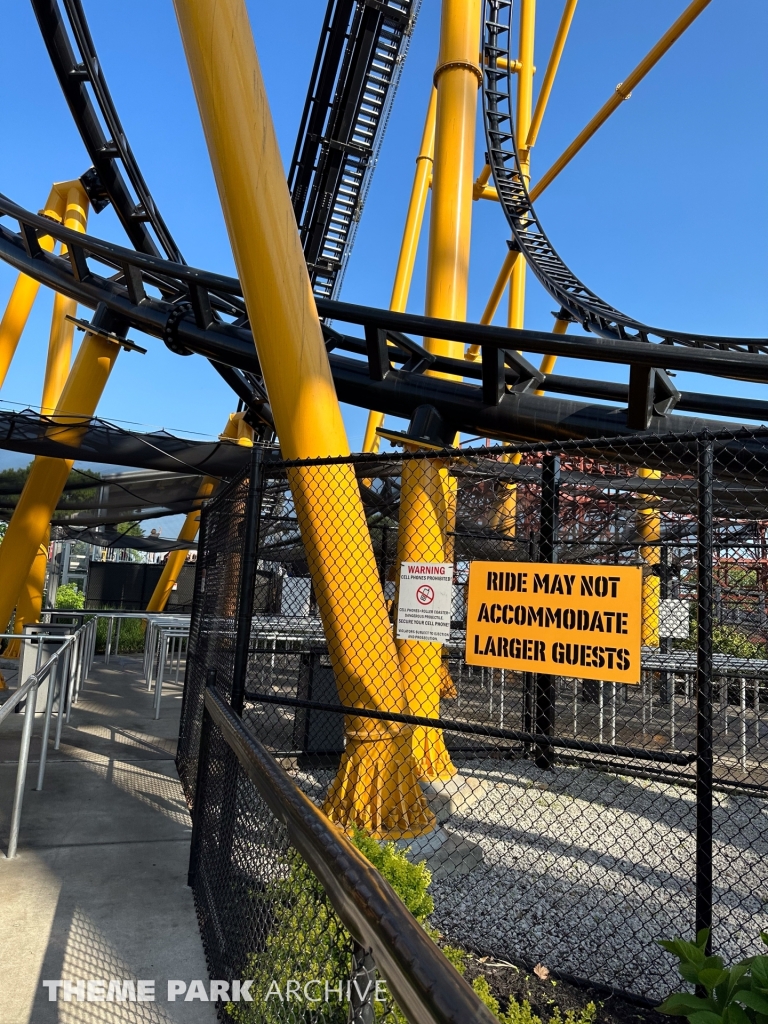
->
[[95, 618, 146, 654], [55, 583, 84, 610], [226, 826, 594, 1024], [498, 998, 597, 1024], [658, 929, 768, 1024]]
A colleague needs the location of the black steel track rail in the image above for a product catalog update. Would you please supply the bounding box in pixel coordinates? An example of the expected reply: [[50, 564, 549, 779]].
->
[[2, 193, 766, 458], [32, 0, 178, 261], [30, 0, 273, 425], [480, 1, 765, 357], [288, 0, 420, 300]]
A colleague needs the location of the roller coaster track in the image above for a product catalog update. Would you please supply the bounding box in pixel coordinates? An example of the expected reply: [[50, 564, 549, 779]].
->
[[31, 0, 417, 418], [8, 0, 768, 453], [5, 192, 768, 454], [481, 1, 766, 365], [289, 0, 420, 300]]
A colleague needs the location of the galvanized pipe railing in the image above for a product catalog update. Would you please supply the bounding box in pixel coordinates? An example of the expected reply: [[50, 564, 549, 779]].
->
[[1, 616, 98, 859]]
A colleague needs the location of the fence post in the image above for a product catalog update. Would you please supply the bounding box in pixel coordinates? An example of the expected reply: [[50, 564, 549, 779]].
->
[[349, 942, 376, 1024], [188, 668, 217, 887], [535, 453, 560, 770], [696, 437, 714, 951], [231, 445, 265, 716]]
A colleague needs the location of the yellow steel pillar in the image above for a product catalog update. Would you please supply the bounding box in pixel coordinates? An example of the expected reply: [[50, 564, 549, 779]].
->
[[507, 0, 536, 330], [393, 0, 482, 780], [0, 333, 122, 633], [396, 454, 457, 778], [0, 187, 65, 389], [4, 537, 49, 662], [363, 87, 438, 454], [41, 184, 89, 415], [172, 0, 433, 839], [425, 0, 481, 345], [638, 468, 662, 647], [146, 413, 252, 612], [4, 184, 91, 659], [145, 490, 213, 614]]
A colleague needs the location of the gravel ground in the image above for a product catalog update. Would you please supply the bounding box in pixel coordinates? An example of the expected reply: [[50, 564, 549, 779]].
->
[[294, 759, 768, 1002]]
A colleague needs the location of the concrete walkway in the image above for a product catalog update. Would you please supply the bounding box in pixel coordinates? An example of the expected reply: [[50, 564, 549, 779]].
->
[[0, 655, 217, 1024]]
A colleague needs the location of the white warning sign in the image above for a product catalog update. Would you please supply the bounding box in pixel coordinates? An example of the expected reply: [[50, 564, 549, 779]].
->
[[396, 563, 454, 643]]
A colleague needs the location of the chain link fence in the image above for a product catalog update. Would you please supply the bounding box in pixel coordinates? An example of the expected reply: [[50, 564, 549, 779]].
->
[[179, 430, 768, 1008]]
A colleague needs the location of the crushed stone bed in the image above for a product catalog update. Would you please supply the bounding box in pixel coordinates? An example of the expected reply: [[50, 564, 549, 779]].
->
[[294, 759, 768, 1001]]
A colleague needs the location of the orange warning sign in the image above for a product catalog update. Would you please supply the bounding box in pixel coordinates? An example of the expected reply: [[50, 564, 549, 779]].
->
[[465, 561, 643, 684]]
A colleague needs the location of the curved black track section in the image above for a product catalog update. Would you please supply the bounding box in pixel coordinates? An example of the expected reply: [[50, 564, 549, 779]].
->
[[481, 0, 765, 355], [32, 0, 180, 262], [289, 0, 421, 300], [5, 192, 768, 460]]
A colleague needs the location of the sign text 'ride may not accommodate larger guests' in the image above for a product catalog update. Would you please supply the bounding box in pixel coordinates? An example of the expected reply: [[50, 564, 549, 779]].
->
[[465, 561, 642, 684]]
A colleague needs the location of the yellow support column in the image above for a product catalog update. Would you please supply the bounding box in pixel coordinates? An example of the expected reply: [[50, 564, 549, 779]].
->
[[0, 332, 122, 633], [396, 455, 455, 779], [638, 468, 662, 647], [4, 183, 90, 661], [41, 184, 89, 415], [425, 0, 481, 348], [4, 537, 49, 661], [363, 87, 437, 454], [0, 187, 65, 389], [507, 0, 536, 330], [146, 413, 252, 612], [172, 0, 433, 839], [393, 0, 482, 781]]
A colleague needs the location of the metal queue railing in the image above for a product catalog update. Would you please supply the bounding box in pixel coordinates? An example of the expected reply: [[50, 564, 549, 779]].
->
[[0, 616, 97, 858]]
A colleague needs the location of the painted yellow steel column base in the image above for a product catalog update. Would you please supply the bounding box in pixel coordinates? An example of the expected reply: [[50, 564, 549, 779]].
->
[[396, 456, 458, 782], [440, 660, 458, 698], [5, 536, 48, 660], [324, 720, 435, 839]]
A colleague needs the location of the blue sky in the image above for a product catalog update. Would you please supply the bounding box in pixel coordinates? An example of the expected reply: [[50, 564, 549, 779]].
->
[[1, 0, 766, 497]]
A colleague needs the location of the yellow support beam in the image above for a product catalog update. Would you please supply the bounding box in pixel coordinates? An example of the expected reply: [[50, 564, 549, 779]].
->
[[425, 0, 482, 352], [508, 0, 536, 332], [41, 183, 89, 415], [530, 0, 712, 201], [146, 412, 253, 612], [4, 537, 48, 662], [363, 87, 438, 454], [534, 315, 570, 393], [0, 331, 122, 633], [172, 0, 433, 839], [392, 0, 482, 781], [396, 455, 456, 780], [638, 468, 662, 647], [0, 186, 65, 390], [526, 0, 578, 150]]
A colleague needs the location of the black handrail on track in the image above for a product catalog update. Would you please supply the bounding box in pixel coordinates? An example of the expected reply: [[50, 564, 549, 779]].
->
[[480, 0, 763, 426], [201, 685, 498, 1024], [289, 0, 420, 301]]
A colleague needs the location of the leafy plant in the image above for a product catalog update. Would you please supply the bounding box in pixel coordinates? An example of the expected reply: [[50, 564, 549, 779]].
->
[[55, 583, 84, 610], [658, 929, 768, 1024], [95, 617, 146, 654], [227, 828, 433, 1023], [498, 998, 597, 1024]]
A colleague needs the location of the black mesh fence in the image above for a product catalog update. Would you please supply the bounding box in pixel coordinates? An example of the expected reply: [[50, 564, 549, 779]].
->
[[179, 430, 768, 1009]]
